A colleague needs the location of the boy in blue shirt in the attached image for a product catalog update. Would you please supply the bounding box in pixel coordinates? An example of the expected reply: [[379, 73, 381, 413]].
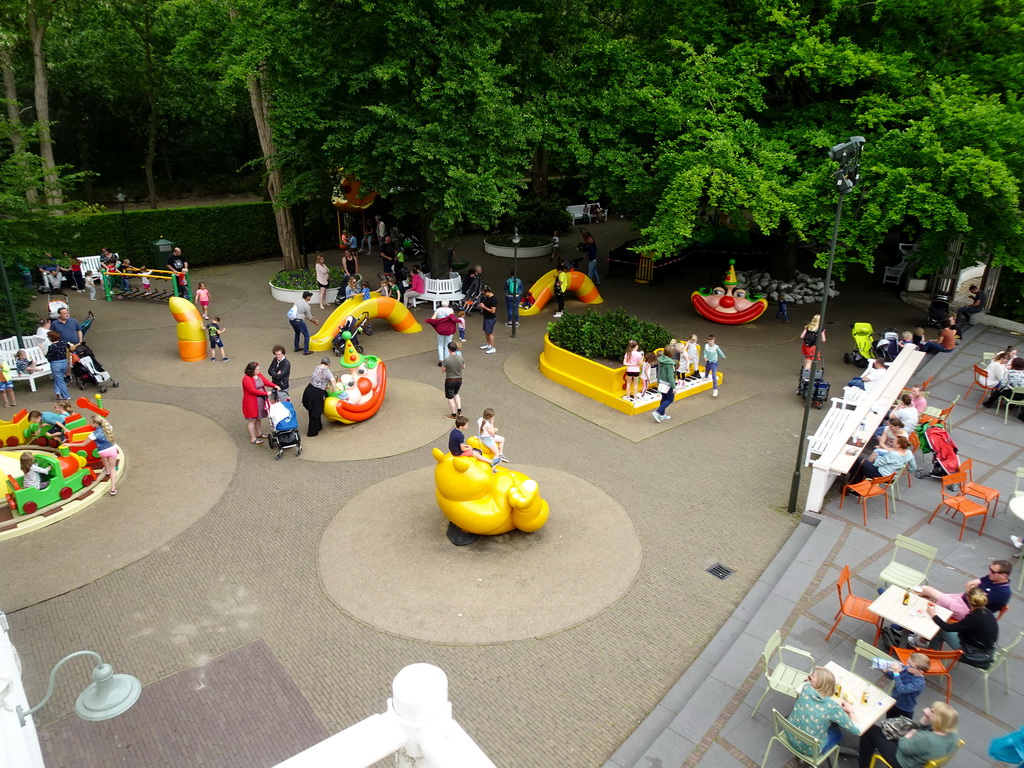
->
[[881, 652, 929, 719]]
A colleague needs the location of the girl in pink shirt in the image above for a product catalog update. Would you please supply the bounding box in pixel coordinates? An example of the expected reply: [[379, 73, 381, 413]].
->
[[195, 282, 211, 319], [623, 339, 643, 401]]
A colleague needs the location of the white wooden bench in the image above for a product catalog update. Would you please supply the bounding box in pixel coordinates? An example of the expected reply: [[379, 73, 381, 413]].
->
[[418, 273, 464, 310], [566, 204, 589, 224], [806, 406, 860, 466], [78, 255, 102, 276], [0, 346, 52, 392], [804, 345, 926, 514]]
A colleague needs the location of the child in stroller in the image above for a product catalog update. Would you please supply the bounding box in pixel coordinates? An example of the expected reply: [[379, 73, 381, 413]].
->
[[332, 312, 372, 356], [875, 326, 901, 362], [267, 390, 302, 459], [71, 341, 119, 392]]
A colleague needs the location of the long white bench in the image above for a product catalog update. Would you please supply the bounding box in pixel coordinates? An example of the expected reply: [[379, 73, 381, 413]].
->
[[804, 345, 926, 514], [0, 345, 52, 392], [566, 204, 589, 224], [417, 273, 464, 310]]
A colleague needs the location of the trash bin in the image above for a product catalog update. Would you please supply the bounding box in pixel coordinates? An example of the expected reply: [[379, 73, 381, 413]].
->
[[149, 238, 175, 270]]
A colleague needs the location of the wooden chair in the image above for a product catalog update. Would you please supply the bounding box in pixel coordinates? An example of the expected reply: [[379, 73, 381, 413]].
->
[[840, 473, 896, 525], [958, 629, 1023, 714], [869, 739, 963, 768], [965, 364, 998, 408], [850, 639, 897, 693], [825, 565, 882, 643], [877, 535, 937, 590], [928, 471, 989, 540], [761, 709, 841, 768], [959, 457, 999, 516], [751, 629, 816, 718], [893, 646, 961, 703], [996, 386, 1024, 424]]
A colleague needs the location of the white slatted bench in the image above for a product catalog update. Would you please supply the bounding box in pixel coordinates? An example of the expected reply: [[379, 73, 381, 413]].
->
[[0, 346, 52, 392], [804, 345, 926, 514], [806, 406, 860, 466], [418, 273, 464, 311], [566, 204, 589, 224]]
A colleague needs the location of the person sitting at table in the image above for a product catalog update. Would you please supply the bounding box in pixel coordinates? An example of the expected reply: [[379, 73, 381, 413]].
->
[[916, 560, 1012, 621], [860, 358, 887, 392], [890, 393, 920, 429], [848, 435, 916, 486], [857, 701, 959, 768], [786, 667, 860, 757], [882, 653, 930, 719], [909, 385, 927, 413], [874, 417, 907, 449], [983, 356, 1024, 411], [920, 588, 999, 655]]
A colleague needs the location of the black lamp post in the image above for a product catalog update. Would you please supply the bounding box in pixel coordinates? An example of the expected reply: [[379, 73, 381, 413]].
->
[[511, 228, 521, 339], [787, 136, 866, 515], [115, 190, 133, 259]]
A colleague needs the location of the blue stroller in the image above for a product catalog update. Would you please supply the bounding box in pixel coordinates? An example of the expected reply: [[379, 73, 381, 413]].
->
[[267, 392, 302, 459]]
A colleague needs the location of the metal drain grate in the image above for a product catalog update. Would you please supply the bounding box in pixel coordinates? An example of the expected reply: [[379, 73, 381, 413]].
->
[[706, 563, 734, 581]]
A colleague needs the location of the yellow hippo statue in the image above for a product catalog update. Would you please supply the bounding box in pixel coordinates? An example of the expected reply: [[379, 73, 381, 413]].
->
[[431, 447, 549, 535]]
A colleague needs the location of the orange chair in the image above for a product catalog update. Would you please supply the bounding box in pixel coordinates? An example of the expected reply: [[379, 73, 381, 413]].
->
[[893, 646, 961, 703], [965, 365, 997, 408], [825, 565, 882, 643], [840, 473, 896, 525], [927, 471, 989, 540], [960, 458, 999, 516]]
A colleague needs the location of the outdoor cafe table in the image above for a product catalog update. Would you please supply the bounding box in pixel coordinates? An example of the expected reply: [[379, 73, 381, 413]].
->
[[869, 585, 953, 644], [824, 661, 895, 730]]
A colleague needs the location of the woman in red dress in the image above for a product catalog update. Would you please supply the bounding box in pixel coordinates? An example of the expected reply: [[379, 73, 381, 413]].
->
[[242, 361, 279, 444]]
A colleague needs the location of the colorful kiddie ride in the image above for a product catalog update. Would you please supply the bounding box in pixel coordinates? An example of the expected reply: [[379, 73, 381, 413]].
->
[[431, 441, 549, 538], [518, 269, 603, 316], [323, 332, 387, 424], [309, 295, 421, 353], [691, 259, 768, 325], [168, 296, 207, 362]]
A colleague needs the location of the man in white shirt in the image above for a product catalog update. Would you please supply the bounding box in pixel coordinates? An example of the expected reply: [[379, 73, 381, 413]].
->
[[891, 393, 920, 427]]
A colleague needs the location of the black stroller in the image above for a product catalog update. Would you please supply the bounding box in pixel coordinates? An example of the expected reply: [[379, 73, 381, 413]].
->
[[461, 274, 484, 314], [266, 391, 302, 460], [875, 326, 900, 362], [332, 312, 372, 356], [71, 342, 119, 392], [797, 365, 830, 409], [925, 294, 950, 328]]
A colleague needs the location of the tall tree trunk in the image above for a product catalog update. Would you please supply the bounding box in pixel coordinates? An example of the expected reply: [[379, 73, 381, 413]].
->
[[421, 212, 447, 277], [247, 63, 300, 269], [138, 10, 158, 208], [27, 4, 63, 209], [530, 147, 549, 198], [0, 44, 37, 204]]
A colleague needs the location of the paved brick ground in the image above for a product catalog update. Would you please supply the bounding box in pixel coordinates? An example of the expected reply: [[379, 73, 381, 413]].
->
[[0, 226, 961, 767]]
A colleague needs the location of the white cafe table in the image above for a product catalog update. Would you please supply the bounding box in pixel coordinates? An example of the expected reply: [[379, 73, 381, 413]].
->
[[869, 585, 953, 642], [824, 661, 896, 730]]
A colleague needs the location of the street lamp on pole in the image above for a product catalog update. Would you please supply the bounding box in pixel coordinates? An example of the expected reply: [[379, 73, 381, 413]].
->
[[511, 228, 521, 339], [786, 136, 866, 516], [115, 190, 133, 259]]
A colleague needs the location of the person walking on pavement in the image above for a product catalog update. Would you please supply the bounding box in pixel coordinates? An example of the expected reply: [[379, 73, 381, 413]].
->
[[480, 284, 498, 354], [504, 270, 523, 329], [703, 335, 726, 397], [442, 341, 465, 420], [583, 230, 601, 286], [51, 306, 83, 345], [288, 291, 318, 355], [652, 345, 677, 422], [302, 357, 336, 437]]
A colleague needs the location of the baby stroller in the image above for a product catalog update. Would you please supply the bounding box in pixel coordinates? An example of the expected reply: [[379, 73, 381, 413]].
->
[[875, 326, 900, 362], [797, 365, 831, 409], [71, 342, 119, 392], [844, 322, 876, 366], [461, 276, 484, 314], [925, 294, 950, 328], [914, 425, 960, 480], [47, 292, 69, 320], [332, 312, 372, 356], [267, 391, 301, 460]]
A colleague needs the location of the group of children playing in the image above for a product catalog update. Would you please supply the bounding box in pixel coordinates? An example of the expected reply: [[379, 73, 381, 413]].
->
[[622, 334, 726, 400], [447, 408, 509, 473]]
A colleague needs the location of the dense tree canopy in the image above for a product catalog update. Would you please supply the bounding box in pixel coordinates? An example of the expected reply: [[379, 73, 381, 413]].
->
[[0, 0, 1021, 277]]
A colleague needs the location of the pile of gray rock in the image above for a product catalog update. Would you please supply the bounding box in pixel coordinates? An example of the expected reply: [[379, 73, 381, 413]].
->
[[737, 269, 838, 305]]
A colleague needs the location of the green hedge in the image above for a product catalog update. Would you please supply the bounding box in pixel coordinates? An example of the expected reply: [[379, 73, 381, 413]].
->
[[547, 307, 673, 362]]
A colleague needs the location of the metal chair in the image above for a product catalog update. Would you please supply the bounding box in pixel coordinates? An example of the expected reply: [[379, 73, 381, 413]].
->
[[869, 739, 963, 768], [751, 629, 816, 718], [959, 457, 999, 516], [850, 639, 897, 693], [761, 709, 840, 768], [825, 565, 882, 643], [928, 471, 989, 540], [1003, 466, 1024, 514], [957, 630, 1024, 714], [921, 395, 959, 430], [877, 535, 937, 591], [892, 646, 961, 703], [965, 364, 998, 408], [996, 386, 1024, 424], [840, 473, 896, 525]]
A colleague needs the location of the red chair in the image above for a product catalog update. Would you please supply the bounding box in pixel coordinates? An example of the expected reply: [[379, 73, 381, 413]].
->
[[960, 458, 999, 516], [840, 473, 896, 526], [825, 565, 882, 643], [928, 471, 989, 540], [892, 647, 961, 703], [965, 365, 998, 408]]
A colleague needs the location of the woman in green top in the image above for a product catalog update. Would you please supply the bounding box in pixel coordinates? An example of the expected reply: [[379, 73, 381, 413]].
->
[[652, 345, 678, 423], [858, 701, 959, 768], [786, 666, 860, 757]]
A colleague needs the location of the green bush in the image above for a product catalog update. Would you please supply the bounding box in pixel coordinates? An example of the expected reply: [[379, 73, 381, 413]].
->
[[991, 269, 1024, 323], [510, 194, 573, 234], [546, 307, 673, 363], [270, 266, 347, 290]]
